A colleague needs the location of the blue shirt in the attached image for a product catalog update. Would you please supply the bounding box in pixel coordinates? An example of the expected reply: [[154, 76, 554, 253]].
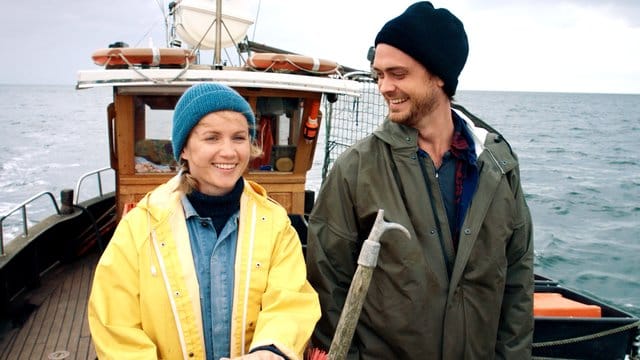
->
[[182, 196, 239, 360], [417, 110, 478, 250]]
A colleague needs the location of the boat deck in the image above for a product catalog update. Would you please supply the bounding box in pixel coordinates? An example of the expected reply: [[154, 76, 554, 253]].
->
[[0, 251, 99, 360]]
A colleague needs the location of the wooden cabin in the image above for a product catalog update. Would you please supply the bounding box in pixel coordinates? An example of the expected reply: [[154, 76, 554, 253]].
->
[[78, 64, 360, 221], [108, 86, 320, 217]]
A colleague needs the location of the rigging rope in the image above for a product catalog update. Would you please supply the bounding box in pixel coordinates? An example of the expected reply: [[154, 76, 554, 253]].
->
[[532, 320, 640, 348]]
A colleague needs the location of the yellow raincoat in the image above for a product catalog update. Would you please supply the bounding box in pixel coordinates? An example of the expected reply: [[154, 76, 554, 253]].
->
[[89, 176, 320, 359]]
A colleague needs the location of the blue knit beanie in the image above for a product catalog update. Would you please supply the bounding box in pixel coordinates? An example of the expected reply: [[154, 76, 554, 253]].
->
[[375, 1, 468, 97], [172, 83, 256, 161]]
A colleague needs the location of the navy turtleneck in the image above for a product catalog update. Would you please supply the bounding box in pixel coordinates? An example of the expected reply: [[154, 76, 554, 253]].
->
[[186, 179, 244, 234]]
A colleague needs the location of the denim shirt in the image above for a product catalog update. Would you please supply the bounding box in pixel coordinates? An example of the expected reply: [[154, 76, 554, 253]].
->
[[182, 196, 239, 360]]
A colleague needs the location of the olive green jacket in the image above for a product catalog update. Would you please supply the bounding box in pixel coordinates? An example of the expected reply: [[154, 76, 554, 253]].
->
[[307, 108, 534, 359]]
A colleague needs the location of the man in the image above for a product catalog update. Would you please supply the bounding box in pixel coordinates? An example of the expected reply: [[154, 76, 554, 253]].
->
[[306, 2, 534, 359]]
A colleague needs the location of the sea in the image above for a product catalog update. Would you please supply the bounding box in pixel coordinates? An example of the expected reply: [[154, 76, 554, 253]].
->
[[1, 84, 639, 318]]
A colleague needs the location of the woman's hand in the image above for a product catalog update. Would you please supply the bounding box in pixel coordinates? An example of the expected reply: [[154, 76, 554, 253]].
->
[[221, 350, 284, 360]]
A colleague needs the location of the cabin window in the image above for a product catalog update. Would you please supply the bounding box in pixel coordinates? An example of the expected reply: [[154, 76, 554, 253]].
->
[[133, 96, 179, 173], [250, 96, 302, 172], [128, 94, 308, 174]]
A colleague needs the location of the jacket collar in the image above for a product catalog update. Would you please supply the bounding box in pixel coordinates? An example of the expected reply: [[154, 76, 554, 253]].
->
[[373, 108, 518, 175], [138, 176, 270, 225]]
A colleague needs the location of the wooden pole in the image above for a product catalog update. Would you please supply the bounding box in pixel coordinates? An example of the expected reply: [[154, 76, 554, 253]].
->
[[327, 209, 410, 360]]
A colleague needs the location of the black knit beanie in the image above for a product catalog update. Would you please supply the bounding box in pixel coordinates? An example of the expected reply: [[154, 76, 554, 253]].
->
[[375, 1, 468, 97]]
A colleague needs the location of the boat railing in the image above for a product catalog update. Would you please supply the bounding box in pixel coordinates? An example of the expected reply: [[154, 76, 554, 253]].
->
[[0, 191, 60, 256], [0, 167, 115, 257], [74, 167, 114, 204]]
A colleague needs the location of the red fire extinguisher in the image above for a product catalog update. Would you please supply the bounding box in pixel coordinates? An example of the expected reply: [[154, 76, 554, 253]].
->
[[303, 99, 320, 143]]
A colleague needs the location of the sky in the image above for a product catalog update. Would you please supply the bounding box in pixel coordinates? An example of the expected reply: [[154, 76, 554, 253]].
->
[[2, 0, 640, 94]]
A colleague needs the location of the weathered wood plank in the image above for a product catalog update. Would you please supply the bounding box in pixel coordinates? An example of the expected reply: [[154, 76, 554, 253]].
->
[[0, 252, 99, 360], [40, 262, 73, 357], [66, 258, 93, 357]]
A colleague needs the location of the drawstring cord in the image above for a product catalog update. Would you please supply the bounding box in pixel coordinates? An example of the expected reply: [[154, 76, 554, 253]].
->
[[148, 210, 158, 276]]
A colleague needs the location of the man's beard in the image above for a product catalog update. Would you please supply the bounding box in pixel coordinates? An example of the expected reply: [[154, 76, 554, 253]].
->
[[387, 87, 438, 127]]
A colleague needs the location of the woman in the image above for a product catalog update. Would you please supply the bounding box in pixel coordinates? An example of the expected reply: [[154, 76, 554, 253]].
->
[[88, 83, 320, 360]]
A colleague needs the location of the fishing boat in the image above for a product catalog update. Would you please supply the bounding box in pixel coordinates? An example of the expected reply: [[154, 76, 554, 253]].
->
[[0, 1, 638, 359]]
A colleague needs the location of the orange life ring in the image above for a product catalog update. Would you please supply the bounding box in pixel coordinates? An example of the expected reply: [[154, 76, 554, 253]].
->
[[91, 48, 196, 67], [247, 53, 339, 74]]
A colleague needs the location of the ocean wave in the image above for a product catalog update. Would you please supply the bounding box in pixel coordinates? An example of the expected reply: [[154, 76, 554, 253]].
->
[[609, 159, 639, 166]]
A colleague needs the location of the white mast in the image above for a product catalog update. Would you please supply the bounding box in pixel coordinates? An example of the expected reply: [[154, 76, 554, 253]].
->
[[214, 0, 222, 67]]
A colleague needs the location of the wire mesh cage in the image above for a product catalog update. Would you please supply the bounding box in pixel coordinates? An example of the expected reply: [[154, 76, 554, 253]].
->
[[321, 74, 386, 180]]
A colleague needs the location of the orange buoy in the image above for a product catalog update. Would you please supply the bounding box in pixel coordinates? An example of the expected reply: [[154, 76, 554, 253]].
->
[[534, 293, 602, 318], [247, 53, 339, 74], [91, 48, 196, 67]]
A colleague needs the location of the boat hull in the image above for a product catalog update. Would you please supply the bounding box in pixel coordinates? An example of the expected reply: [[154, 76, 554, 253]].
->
[[0, 193, 116, 320], [533, 278, 639, 359]]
